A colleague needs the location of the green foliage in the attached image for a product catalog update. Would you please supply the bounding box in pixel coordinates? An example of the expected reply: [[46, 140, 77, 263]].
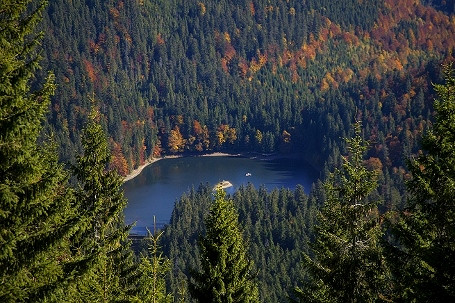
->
[[189, 189, 259, 303], [161, 184, 315, 303], [3, 0, 455, 300], [68, 105, 136, 302], [293, 122, 389, 303], [0, 0, 75, 301], [39, 0, 449, 185], [136, 228, 173, 303], [388, 64, 455, 302]]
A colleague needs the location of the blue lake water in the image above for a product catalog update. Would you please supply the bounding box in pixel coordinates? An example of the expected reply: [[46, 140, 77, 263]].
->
[[123, 155, 318, 233]]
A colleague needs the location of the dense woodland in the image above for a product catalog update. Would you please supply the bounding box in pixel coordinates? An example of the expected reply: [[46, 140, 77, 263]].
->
[[40, 0, 455, 174], [1, 0, 455, 302]]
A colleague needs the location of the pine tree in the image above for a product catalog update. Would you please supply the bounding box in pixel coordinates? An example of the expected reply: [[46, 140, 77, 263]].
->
[[189, 189, 259, 303], [389, 64, 455, 302], [69, 105, 135, 302], [0, 1, 75, 301], [293, 122, 388, 303], [135, 226, 173, 303]]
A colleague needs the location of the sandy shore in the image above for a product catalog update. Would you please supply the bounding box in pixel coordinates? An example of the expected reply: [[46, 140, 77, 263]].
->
[[213, 180, 233, 190], [123, 158, 157, 183], [200, 152, 240, 157], [123, 152, 239, 183], [123, 155, 180, 183]]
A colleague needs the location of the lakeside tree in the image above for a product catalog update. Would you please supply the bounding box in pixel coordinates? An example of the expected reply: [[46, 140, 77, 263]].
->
[[293, 122, 389, 303], [388, 64, 455, 302], [189, 189, 259, 303], [0, 0, 75, 301], [69, 106, 137, 301]]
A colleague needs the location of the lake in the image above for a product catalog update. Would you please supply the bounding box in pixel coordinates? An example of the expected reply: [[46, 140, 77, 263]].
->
[[123, 155, 318, 233]]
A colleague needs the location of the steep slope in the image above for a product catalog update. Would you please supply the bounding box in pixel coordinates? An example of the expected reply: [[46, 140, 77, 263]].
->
[[40, 0, 454, 176]]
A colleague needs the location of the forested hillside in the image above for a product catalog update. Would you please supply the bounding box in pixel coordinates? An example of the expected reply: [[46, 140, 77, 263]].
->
[[159, 184, 317, 302], [2, 0, 455, 302], [40, 0, 454, 177]]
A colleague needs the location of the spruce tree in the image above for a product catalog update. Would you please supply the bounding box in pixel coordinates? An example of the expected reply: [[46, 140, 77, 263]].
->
[[69, 106, 135, 302], [189, 189, 259, 303], [0, 1, 74, 301], [389, 64, 455, 302], [293, 122, 388, 303], [135, 227, 173, 303]]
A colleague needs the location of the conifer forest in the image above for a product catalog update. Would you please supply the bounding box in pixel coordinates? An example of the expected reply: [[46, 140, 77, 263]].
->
[[1, 0, 455, 302]]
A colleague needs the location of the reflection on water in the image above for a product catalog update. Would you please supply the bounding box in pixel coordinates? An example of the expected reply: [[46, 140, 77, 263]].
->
[[123, 155, 318, 233]]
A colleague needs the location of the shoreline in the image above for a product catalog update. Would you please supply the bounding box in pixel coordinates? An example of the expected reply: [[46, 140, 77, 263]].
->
[[199, 152, 240, 157], [122, 151, 315, 183], [123, 155, 181, 183], [123, 152, 237, 183]]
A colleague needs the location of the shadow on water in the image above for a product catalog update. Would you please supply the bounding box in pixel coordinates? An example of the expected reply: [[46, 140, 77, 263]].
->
[[262, 157, 319, 190], [124, 155, 319, 234]]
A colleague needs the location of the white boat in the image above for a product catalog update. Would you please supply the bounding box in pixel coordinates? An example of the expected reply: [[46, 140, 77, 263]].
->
[[245, 172, 252, 177]]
